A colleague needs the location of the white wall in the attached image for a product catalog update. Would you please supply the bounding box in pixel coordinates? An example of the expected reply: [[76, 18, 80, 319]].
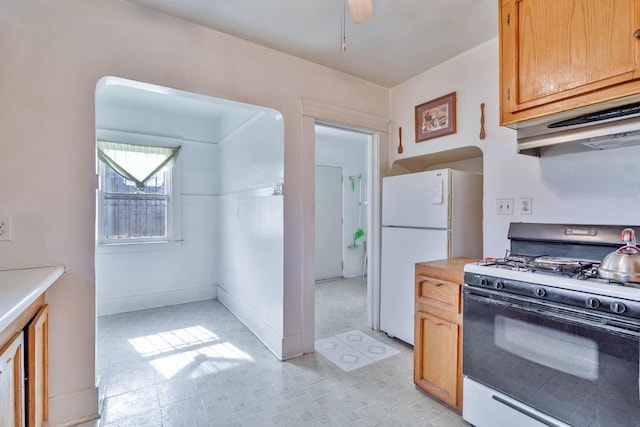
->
[[216, 112, 285, 358], [389, 38, 640, 258], [94, 127, 219, 316], [0, 1, 388, 424], [315, 128, 368, 278]]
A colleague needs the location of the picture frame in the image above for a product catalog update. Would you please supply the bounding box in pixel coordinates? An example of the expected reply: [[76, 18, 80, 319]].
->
[[415, 92, 457, 142]]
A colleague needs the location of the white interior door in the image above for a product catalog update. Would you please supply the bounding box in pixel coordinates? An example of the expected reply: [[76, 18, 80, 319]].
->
[[315, 165, 343, 280]]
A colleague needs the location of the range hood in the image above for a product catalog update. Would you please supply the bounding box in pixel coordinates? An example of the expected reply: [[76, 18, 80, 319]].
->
[[516, 100, 640, 156]]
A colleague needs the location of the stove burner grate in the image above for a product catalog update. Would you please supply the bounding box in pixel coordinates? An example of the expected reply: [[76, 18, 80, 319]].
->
[[484, 251, 599, 278]]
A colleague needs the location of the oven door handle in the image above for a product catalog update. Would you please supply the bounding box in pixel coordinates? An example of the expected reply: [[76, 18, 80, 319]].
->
[[464, 292, 640, 338], [491, 395, 564, 427]]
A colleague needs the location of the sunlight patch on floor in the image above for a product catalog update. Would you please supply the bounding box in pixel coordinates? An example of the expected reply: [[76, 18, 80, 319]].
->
[[128, 325, 253, 379]]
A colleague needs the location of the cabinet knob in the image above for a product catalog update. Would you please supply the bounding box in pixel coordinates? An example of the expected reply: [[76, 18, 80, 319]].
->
[[634, 29, 640, 39]]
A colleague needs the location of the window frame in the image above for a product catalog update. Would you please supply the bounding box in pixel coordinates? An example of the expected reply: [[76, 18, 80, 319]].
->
[[96, 133, 183, 252]]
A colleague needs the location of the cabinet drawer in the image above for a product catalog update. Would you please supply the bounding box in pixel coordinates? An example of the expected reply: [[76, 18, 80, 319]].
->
[[416, 275, 460, 313]]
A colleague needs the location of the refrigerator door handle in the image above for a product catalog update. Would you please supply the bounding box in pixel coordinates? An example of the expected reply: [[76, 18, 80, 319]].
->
[[447, 189, 452, 228]]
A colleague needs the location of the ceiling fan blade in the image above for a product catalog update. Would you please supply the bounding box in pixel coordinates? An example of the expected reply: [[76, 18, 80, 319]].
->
[[347, 0, 374, 24]]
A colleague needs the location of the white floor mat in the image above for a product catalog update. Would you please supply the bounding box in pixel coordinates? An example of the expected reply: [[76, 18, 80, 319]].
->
[[314, 330, 400, 372]]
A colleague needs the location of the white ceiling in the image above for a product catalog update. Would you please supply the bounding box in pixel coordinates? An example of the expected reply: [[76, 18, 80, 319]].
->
[[126, 0, 498, 87], [96, 77, 271, 143]]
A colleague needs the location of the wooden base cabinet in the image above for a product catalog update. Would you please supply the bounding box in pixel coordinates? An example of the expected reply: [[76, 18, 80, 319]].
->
[[414, 311, 460, 408], [0, 298, 49, 427], [28, 305, 48, 427], [414, 258, 478, 413], [0, 332, 24, 427]]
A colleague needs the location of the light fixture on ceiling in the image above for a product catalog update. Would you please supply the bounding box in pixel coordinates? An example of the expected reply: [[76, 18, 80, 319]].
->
[[347, 0, 374, 24], [341, 0, 374, 52]]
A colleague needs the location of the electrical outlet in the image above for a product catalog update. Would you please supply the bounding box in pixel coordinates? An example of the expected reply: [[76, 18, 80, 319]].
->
[[0, 217, 12, 241], [497, 198, 514, 215], [520, 197, 532, 215]]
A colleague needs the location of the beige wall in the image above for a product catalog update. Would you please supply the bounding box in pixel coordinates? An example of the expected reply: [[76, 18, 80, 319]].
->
[[0, 1, 388, 424]]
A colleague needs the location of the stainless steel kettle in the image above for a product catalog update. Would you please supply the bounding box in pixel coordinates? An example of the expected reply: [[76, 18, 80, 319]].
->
[[598, 228, 640, 283]]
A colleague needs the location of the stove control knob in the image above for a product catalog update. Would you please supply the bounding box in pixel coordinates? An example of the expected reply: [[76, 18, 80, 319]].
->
[[534, 287, 547, 297], [610, 302, 627, 314], [479, 278, 488, 287], [586, 297, 601, 309], [495, 281, 505, 290]]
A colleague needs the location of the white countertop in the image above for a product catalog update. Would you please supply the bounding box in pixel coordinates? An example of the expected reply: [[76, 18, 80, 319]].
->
[[0, 266, 64, 332]]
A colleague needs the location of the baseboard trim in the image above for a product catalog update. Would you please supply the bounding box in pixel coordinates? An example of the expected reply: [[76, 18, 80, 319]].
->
[[49, 386, 100, 427], [281, 332, 303, 360], [217, 286, 301, 360], [59, 414, 101, 427], [97, 285, 217, 316]]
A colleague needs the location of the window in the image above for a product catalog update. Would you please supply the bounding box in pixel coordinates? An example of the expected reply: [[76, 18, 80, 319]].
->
[[97, 141, 180, 244], [102, 166, 168, 240]]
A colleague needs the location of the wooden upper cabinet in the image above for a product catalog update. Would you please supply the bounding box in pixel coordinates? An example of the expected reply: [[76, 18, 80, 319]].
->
[[500, 0, 640, 125]]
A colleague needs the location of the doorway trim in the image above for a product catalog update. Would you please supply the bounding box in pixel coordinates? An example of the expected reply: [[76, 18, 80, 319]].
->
[[301, 98, 388, 354]]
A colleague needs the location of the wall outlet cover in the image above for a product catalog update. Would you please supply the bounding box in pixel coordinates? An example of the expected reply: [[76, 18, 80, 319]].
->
[[520, 197, 532, 215], [0, 217, 12, 241]]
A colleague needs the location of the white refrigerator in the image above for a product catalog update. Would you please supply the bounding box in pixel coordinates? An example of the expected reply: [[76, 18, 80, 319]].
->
[[380, 168, 483, 345]]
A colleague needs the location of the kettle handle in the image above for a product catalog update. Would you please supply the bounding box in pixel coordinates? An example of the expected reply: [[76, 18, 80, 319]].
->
[[622, 228, 637, 247]]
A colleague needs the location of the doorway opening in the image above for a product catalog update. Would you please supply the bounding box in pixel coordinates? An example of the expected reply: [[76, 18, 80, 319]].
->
[[94, 76, 285, 403], [314, 124, 372, 340]]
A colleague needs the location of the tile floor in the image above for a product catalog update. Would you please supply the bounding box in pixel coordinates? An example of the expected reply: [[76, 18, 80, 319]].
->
[[79, 277, 468, 426]]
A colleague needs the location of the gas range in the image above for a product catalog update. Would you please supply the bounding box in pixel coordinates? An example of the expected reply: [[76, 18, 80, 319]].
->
[[465, 254, 640, 302], [465, 259, 640, 321], [464, 222, 640, 304], [462, 223, 640, 427]]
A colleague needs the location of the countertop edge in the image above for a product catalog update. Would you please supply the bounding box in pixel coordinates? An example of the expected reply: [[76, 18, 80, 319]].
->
[[0, 265, 65, 332], [416, 258, 480, 284]]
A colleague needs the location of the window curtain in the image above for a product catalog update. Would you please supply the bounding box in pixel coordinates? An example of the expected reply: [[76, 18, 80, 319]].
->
[[97, 141, 181, 191]]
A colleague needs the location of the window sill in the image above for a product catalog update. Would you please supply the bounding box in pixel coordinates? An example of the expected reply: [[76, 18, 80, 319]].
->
[[96, 240, 184, 254]]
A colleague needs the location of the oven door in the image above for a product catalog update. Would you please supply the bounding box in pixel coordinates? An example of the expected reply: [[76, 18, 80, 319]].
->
[[463, 286, 640, 427]]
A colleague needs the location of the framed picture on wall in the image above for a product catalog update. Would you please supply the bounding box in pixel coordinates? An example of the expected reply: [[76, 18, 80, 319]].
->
[[415, 92, 456, 142]]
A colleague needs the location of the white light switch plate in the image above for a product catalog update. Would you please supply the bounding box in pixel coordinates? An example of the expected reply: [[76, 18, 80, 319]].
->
[[497, 199, 514, 215]]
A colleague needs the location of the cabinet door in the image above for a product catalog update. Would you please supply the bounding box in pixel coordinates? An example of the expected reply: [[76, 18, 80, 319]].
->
[[0, 332, 24, 427], [414, 311, 459, 408], [501, 0, 640, 124], [28, 305, 48, 427]]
